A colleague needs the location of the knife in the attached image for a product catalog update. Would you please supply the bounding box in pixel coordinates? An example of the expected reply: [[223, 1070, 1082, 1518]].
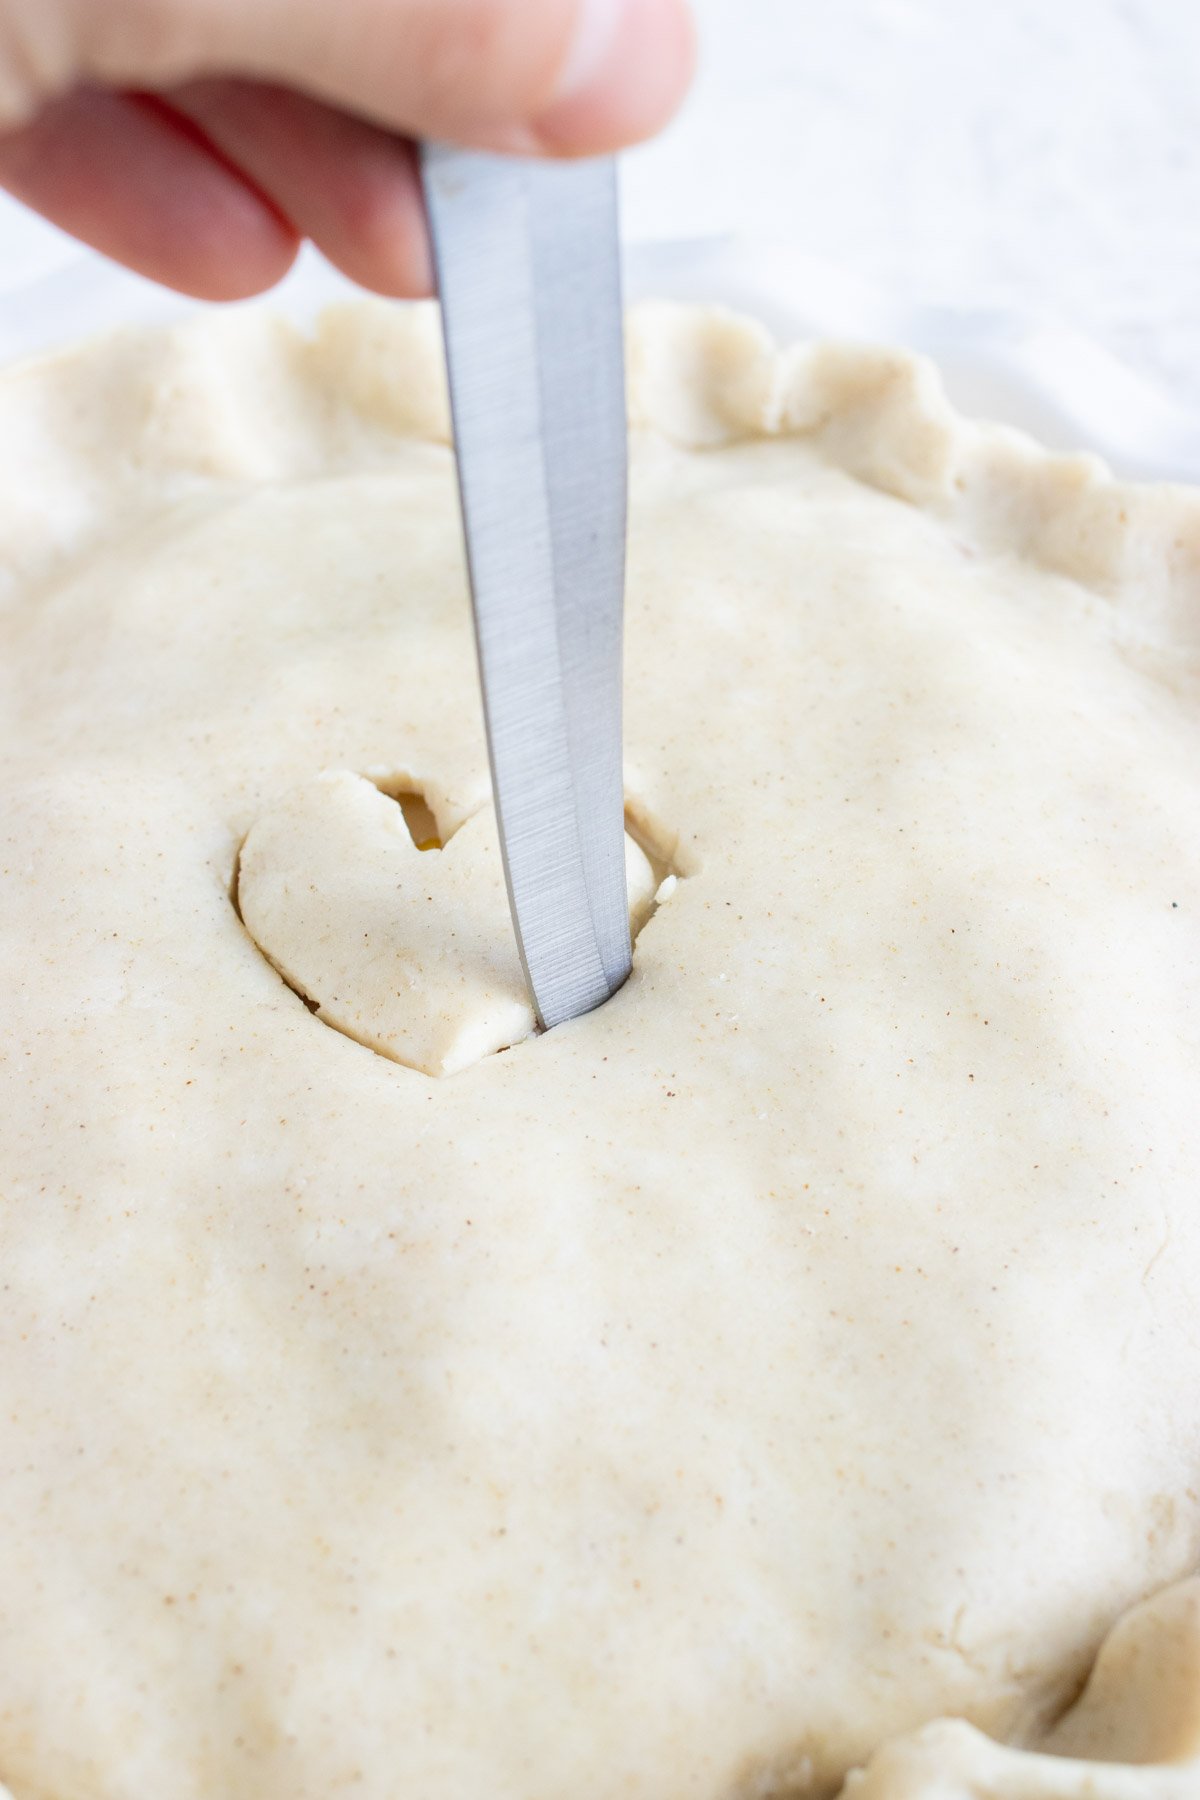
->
[[421, 145, 632, 1032]]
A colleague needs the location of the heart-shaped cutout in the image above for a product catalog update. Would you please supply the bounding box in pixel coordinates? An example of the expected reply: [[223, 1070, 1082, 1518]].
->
[[237, 771, 659, 1076]]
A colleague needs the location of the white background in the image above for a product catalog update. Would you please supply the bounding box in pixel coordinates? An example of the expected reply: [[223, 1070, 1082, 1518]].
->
[[2, 0, 1200, 407]]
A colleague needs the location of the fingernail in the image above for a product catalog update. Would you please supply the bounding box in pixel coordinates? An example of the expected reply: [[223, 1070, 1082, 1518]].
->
[[539, 0, 695, 151], [553, 0, 634, 104]]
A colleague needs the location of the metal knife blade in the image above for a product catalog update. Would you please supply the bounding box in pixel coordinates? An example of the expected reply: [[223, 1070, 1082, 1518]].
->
[[421, 145, 631, 1032]]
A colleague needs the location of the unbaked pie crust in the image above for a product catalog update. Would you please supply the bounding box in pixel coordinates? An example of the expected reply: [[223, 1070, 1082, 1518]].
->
[[0, 299, 1197, 1800]]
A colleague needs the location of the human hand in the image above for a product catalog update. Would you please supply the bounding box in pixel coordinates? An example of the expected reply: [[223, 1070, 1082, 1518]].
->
[[0, 0, 694, 298]]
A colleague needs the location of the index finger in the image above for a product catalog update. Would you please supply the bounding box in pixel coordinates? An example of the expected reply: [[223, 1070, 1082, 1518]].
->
[[66, 0, 696, 156]]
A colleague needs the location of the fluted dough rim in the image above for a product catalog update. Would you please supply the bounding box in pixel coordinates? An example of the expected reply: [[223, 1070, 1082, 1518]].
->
[[838, 1578, 1200, 1798], [1, 297, 1198, 650]]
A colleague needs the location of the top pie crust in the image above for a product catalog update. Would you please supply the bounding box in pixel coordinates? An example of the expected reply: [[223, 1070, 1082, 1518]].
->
[[0, 299, 1198, 1800]]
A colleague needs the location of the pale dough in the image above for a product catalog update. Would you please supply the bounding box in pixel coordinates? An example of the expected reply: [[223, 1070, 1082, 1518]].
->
[[0, 299, 1197, 1800], [236, 775, 659, 1077]]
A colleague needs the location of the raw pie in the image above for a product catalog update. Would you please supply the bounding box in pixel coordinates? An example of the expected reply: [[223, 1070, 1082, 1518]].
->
[[0, 300, 1197, 1800]]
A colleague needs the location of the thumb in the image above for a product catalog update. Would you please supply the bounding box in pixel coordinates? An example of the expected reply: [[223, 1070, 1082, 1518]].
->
[[62, 0, 695, 155]]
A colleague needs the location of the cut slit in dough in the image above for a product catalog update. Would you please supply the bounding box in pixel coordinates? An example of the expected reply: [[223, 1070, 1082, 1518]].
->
[[236, 771, 660, 1077], [0, 299, 1198, 1800]]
